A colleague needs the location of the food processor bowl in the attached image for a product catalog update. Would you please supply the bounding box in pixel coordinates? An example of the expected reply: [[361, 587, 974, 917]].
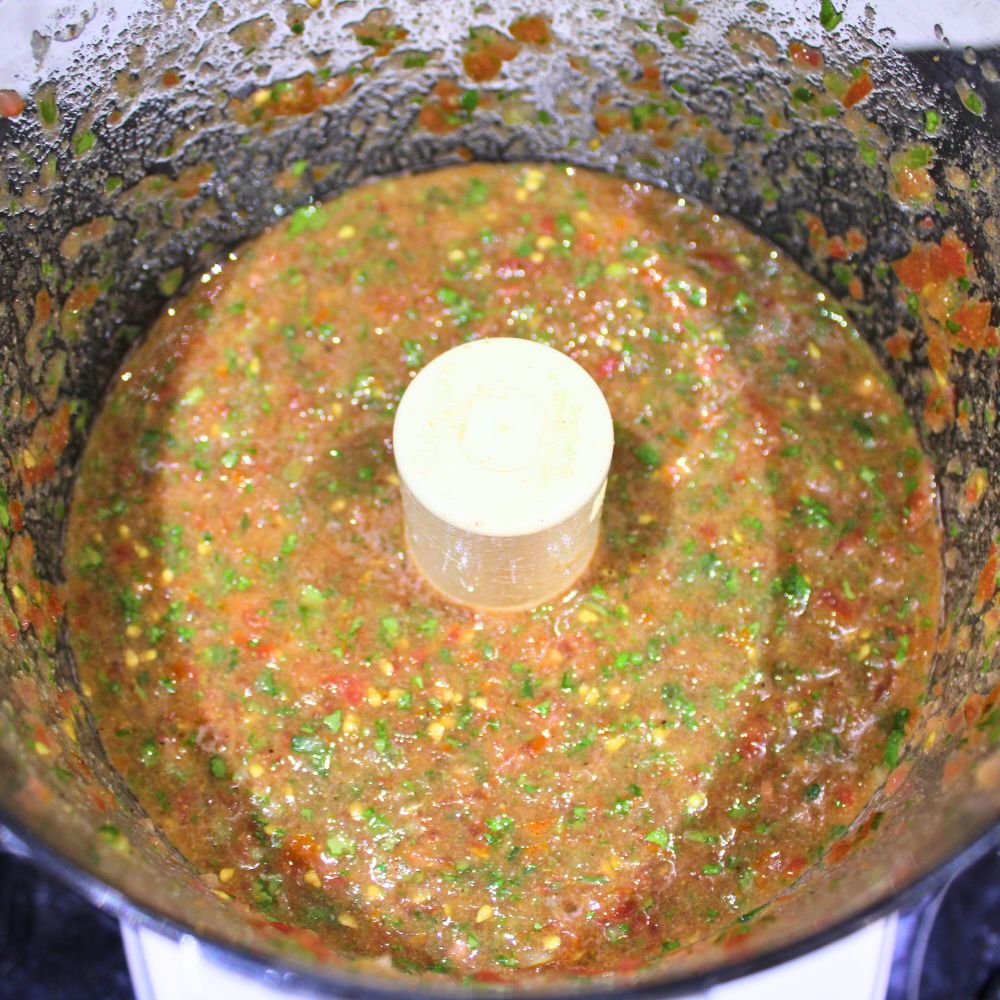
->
[[2, 0, 1000, 994]]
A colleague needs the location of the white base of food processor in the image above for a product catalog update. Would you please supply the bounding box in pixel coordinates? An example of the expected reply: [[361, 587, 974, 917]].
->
[[121, 913, 897, 1000]]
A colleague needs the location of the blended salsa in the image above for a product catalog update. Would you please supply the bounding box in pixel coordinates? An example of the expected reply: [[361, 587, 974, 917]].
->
[[65, 164, 941, 978]]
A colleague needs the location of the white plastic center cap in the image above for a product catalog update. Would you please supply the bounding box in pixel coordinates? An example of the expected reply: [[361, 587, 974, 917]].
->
[[393, 337, 615, 610], [460, 388, 543, 473]]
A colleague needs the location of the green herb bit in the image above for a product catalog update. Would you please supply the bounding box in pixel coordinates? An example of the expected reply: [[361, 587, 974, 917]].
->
[[326, 834, 355, 857], [819, 0, 843, 31], [634, 441, 661, 467], [484, 815, 515, 844], [380, 616, 400, 642], [795, 495, 833, 528], [776, 564, 811, 613], [646, 828, 673, 849], [883, 708, 910, 768]]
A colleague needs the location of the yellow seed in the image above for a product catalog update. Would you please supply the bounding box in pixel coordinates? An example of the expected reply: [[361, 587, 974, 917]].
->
[[833, 458, 845, 471], [34, 741, 50, 756], [386, 472, 400, 487], [365, 884, 384, 901], [124, 649, 139, 668], [470, 696, 488, 710], [22, 449, 36, 469], [248, 762, 264, 778], [117, 524, 132, 539], [542, 934, 561, 951], [807, 341, 821, 359], [428, 721, 446, 742], [588, 137, 601, 150], [142, 649, 157, 662], [530, 251, 544, 264], [578, 608, 599, 624], [248, 356, 261, 375], [924, 730, 938, 750], [338, 913, 358, 928], [786, 701, 800, 714], [350, 802, 365, 821], [337, 224, 356, 239], [306, 0, 321, 8], [161, 568, 175, 584], [651, 727, 668, 745], [367, 687, 383, 707], [808, 393, 822, 412], [379, 659, 394, 677], [331, 402, 343, 417], [219, 867, 235, 884], [476, 904, 494, 923], [343, 712, 359, 734], [251, 88, 272, 107], [638, 513, 654, 526], [197, 539, 211, 556], [575, 209, 593, 223], [133, 543, 150, 559], [81, 682, 93, 698], [125, 624, 141, 638], [330, 497, 347, 513], [605, 734, 627, 753], [515, 188, 528, 202], [523, 167, 545, 191], [447, 248, 466, 262], [304, 870, 321, 888], [535, 234, 555, 250], [686, 792, 707, 812], [212, 889, 232, 901], [857, 643, 871, 661]]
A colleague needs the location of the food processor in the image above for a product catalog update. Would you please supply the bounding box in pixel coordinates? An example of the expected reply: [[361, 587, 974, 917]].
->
[[2, 0, 1000, 995]]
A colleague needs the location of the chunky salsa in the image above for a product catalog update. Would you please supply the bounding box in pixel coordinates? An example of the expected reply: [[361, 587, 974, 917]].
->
[[65, 163, 941, 978]]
